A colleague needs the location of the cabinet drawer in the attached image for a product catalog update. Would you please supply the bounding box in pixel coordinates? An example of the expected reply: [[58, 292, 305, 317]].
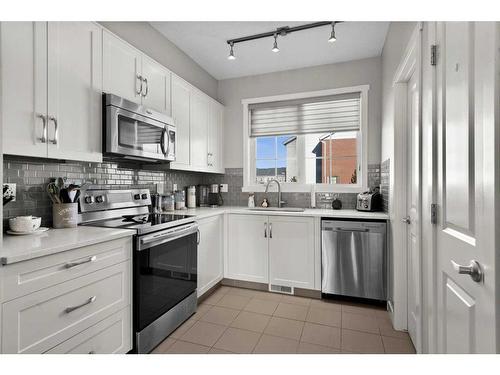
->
[[1, 261, 131, 353], [1, 237, 132, 301], [46, 307, 131, 354]]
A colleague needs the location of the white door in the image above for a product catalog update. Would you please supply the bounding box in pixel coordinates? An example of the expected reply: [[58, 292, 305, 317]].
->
[[190, 90, 209, 170], [268, 216, 315, 290], [103, 30, 142, 104], [226, 214, 269, 284], [435, 22, 497, 353], [170, 76, 191, 168], [47, 22, 102, 162], [208, 101, 224, 173], [405, 71, 422, 351], [141, 56, 171, 115], [1, 22, 48, 158], [197, 215, 223, 297]]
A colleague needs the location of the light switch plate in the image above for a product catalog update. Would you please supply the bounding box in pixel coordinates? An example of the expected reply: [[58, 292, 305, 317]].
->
[[219, 184, 228, 193], [3, 183, 16, 202]]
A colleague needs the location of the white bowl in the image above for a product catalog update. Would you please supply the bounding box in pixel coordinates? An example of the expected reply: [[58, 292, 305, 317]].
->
[[9, 216, 42, 233]]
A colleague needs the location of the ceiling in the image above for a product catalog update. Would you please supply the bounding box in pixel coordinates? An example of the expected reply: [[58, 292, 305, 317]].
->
[[150, 22, 390, 80]]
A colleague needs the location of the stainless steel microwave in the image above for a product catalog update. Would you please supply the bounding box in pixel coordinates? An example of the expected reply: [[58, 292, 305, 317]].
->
[[103, 93, 176, 162]]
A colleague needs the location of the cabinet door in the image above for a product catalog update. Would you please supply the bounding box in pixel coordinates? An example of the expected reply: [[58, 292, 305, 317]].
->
[[268, 216, 315, 289], [190, 90, 209, 170], [197, 215, 223, 297], [170, 75, 191, 168], [46, 22, 102, 162], [1, 22, 48, 158], [141, 55, 172, 115], [103, 30, 142, 104], [227, 214, 269, 284], [208, 101, 224, 173]]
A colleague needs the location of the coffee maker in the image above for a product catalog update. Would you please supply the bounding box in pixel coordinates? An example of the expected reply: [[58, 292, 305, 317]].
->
[[208, 184, 223, 207], [196, 185, 210, 207]]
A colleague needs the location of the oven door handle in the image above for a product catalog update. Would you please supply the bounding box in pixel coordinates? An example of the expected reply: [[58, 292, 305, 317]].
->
[[138, 223, 198, 250]]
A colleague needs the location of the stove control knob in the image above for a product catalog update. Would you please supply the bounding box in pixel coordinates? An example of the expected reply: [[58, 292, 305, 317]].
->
[[84, 196, 93, 204], [95, 195, 104, 203], [141, 193, 148, 200], [134, 194, 141, 200]]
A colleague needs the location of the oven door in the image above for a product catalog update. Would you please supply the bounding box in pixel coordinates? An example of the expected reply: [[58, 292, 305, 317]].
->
[[134, 223, 198, 332], [106, 105, 173, 161]]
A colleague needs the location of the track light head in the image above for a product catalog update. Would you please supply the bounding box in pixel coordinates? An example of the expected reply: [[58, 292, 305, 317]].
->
[[271, 33, 280, 53], [228, 42, 236, 60], [328, 22, 337, 43]]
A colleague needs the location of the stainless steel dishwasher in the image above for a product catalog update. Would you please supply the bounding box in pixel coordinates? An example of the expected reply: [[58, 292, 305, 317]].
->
[[321, 220, 387, 301]]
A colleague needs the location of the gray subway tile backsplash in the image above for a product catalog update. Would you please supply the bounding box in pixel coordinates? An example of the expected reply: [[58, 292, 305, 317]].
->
[[3, 157, 385, 228]]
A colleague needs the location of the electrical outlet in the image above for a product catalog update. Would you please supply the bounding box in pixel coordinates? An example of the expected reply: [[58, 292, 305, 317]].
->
[[3, 183, 16, 202], [172, 183, 178, 191], [219, 184, 228, 193]]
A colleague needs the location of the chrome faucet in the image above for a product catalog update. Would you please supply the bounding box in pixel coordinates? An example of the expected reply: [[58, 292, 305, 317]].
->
[[265, 179, 285, 208]]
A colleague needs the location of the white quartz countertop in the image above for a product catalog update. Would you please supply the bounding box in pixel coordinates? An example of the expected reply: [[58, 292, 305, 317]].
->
[[181, 206, 389, 220], [1, 226, 134, 265]]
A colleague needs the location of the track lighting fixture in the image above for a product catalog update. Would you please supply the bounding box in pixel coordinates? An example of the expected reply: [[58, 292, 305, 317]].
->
[[227, 41, 236, 60], [272, 33, 280, 53], [226, 21, 342, 60], [328, 22, 337, 43]]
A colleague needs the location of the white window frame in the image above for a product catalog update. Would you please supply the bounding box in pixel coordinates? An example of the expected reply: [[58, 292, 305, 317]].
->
[[242, 85, 369, 193]]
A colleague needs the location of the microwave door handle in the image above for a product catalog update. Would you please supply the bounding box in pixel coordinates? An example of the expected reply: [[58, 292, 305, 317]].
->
[[160, 128, 167, 156], [165, 129, 171, 157]]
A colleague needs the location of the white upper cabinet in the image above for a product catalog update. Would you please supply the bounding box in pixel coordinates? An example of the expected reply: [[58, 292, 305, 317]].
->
[[190, 90, 209, 169], [170, 75, 191, 168], [1, 22, 48, 158], [1, 22, 102, 163], [208, 101, 224, 173], [103, 30, 142, 104], [47, 22, 102, 162], [141, 56, 172, 115], [268, 216, 315, 290], [103, 31, 172, 115]]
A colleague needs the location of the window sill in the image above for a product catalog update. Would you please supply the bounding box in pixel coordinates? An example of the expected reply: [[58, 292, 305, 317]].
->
[[242, 184, 366, 194]]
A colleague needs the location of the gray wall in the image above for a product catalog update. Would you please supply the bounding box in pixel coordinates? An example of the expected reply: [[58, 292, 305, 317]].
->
[[217, 57, 383, 168], [99, 22, 218, 100]]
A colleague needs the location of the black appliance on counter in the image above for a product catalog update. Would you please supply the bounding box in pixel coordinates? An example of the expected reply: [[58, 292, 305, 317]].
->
[[79, 189, 198, 354]]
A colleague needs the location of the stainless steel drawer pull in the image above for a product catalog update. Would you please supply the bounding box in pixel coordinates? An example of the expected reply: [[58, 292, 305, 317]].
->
[[65, 256, 97, 269], [65, 296, 97, 313]]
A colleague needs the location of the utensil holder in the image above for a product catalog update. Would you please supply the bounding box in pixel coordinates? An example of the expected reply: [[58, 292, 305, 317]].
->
[[52, 203, 78, 228]]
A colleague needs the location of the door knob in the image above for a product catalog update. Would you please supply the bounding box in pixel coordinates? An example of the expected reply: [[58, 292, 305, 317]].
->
[[402, 216, 411, 224], [451, 260, 483, 282]]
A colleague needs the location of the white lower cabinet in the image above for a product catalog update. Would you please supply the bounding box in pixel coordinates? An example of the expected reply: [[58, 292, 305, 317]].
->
[[227, 214, 269, 284], [226, 214, 316, 290], [0, 237, 133, 354], [197, 215, 224, 297], [268, 216, 315, 290]]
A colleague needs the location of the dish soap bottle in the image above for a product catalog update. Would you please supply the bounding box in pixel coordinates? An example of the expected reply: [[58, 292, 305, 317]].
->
[[248, 193, 255, 208]]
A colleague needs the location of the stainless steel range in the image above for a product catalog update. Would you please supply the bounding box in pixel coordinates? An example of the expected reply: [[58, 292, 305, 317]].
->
[[79, 189, 198, 354]]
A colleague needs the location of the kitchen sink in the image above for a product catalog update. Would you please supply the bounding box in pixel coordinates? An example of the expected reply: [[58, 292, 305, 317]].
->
[[247, 207, 305, 212]]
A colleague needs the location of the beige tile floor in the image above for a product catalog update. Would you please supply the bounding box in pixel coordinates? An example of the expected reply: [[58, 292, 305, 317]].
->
[[151, 286, 416, 354]]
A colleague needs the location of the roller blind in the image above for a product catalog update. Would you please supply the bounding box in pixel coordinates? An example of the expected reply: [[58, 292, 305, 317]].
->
[[249, 92, 361, 137]]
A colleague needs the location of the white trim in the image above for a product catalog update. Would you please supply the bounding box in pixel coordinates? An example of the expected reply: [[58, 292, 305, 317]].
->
[[241, 85, 369, 193], [391, 24, 423, 352]]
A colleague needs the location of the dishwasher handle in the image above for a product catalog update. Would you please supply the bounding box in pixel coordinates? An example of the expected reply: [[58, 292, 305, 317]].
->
[[322, 227, 370, 232]]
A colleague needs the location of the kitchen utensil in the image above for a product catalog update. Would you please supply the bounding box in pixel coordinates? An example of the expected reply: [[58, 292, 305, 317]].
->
[[47, 182, 62, 204], [60, 188, 71, 203], [73, 189, 81, 203], [7, 227, 49, 236], [9, 216, 41, 233]]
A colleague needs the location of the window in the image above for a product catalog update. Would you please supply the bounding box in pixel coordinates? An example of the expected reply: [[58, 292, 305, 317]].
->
[[243, 86, 368, 192]]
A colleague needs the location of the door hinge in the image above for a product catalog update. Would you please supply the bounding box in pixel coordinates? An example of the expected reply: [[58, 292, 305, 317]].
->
[[430, 203, 438, 224], [430, 45, 437, 66]]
